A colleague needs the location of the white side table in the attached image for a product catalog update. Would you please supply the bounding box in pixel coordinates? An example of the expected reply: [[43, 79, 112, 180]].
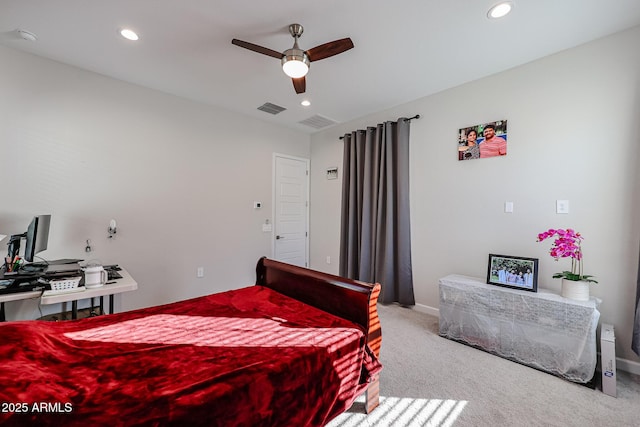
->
[[439, 274, 600, 383]]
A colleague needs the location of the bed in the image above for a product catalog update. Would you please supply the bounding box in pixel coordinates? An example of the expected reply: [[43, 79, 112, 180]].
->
[[0, 257, 382, 426]]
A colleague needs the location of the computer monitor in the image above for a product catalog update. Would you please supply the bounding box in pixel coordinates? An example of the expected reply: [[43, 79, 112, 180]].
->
[[24, 215, 51, 262]]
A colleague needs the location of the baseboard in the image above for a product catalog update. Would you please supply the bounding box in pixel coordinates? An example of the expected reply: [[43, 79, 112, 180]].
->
[[410, 303, 640, 376], [617, 357, 640, 376], [412, 302, 439, 317]]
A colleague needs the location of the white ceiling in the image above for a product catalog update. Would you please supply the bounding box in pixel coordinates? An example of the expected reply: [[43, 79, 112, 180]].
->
[[1, 0, 640, 134]]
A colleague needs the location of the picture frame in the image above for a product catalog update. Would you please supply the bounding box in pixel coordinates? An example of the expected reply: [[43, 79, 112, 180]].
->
[[486, 254, 538, 292], [458, 119, 508, 161]]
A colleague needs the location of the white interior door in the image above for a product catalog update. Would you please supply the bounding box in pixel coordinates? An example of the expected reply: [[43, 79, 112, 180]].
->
[[273, 154, 309, 267]]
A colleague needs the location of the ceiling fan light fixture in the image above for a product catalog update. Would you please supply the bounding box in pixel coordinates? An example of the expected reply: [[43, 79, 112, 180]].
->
[[282, 50, 310, 78], [232, 23, 353, 94]]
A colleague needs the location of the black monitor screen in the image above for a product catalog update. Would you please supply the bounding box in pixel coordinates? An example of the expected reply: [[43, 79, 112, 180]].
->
[[24, 215, 51, 262]]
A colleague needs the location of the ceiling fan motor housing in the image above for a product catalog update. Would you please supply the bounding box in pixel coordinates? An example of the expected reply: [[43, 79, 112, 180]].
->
[[289, 23, 304, 38]]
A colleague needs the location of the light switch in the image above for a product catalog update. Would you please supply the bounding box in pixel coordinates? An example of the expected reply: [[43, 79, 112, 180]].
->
[[505, 201, 513, 213], [556, 200, 569, 214], [262, 223, 272, 232]]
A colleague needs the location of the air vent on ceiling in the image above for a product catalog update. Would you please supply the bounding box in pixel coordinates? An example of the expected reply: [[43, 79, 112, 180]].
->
[[257, 102, 286, 115], [298, 114, 338, 129]]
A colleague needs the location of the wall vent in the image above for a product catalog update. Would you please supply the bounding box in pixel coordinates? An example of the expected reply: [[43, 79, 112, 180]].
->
[[298, 114, 338, 129], [257, 102, 286, 115]]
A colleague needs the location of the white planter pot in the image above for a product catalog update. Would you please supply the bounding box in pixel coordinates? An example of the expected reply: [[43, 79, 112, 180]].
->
[[561, 278, 590, 301]]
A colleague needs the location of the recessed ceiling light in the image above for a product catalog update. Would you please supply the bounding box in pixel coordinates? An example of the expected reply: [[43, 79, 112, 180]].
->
[[120, 28, 139, 41], [16, 29, 37, 41], [301, 100, 311, 107], [487, 2, 513, 19]]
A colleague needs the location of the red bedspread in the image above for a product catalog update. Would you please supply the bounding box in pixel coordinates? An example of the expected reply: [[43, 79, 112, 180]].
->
[[0, 286, 381, 426]]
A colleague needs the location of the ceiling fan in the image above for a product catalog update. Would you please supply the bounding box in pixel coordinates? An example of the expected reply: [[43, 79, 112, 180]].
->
[[232, 23, 354, 94]]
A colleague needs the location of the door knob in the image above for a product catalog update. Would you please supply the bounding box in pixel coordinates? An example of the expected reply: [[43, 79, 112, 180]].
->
[[276, 235, 285, 240]]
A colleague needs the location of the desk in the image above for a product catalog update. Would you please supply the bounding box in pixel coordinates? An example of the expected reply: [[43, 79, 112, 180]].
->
[[439, 274, 600, 383], [0, 290, 42, 321], [40, 268, 137, 319]]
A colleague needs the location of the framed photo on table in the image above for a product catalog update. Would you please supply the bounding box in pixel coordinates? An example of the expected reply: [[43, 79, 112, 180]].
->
[[487, 254, 538, 292]]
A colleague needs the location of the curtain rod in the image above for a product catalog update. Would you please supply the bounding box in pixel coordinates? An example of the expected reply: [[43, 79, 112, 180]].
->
[[339, 114, 420, 140]]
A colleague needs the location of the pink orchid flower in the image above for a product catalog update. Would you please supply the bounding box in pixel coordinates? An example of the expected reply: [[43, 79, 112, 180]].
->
[[537, 228, 596, 283]]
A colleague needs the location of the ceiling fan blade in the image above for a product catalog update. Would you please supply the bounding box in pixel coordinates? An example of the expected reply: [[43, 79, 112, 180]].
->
[[292, 77, 306, 94], [231, 39, 282, 59], [306, 38, 354, 62]]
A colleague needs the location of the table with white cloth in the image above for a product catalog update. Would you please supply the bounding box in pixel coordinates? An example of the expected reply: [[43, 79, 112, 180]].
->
[[438, 274, 600, 383]]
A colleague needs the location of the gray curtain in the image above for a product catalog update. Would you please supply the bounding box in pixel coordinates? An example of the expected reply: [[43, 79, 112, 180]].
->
[[633, 252, 640, 355], [339, 117, 415, 306]]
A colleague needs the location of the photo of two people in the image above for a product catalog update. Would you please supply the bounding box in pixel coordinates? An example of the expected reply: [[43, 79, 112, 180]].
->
[[458, 120, 508, 161]]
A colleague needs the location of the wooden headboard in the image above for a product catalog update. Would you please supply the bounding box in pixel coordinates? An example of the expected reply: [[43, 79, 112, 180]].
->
[[255, 257, 382, 357]]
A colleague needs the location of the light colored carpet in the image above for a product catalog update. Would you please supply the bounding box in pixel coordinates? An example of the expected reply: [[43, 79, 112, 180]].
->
[[328, 303, 640, 427]]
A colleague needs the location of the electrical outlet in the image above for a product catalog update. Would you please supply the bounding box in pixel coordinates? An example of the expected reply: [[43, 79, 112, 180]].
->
[[197, 267, 204, 278], [556, 200, 569, 214], [326, 256, 331, 264], [505, 201, 513, 213]]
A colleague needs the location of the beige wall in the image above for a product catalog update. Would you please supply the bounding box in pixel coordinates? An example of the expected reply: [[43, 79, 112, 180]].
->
[[310, 26, 640, 365], [0, 45, 310, 318]]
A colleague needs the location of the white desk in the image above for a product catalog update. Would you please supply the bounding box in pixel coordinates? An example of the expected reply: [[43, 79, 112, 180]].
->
[[0, 290, 42, 321], [439, 274, 600, 383], [1, 268, 137, 321], [41, 268, 137, 319], [0, 290, 42, 303]]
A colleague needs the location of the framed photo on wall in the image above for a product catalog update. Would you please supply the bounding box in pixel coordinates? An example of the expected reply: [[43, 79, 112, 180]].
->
[[458, 120, 508, 161], [486, 254, 538, 292]]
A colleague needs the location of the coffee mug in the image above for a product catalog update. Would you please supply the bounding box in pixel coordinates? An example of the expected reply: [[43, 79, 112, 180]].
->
[[84, 266, 107, 289]]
